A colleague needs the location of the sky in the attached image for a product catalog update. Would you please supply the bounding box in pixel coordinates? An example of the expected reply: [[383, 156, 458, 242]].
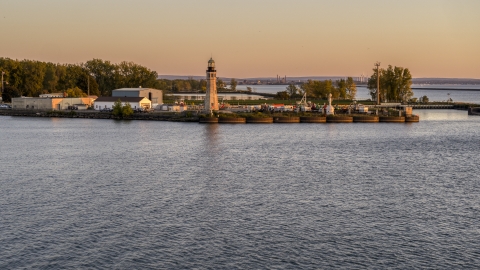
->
[[1, 0, 479, 79]]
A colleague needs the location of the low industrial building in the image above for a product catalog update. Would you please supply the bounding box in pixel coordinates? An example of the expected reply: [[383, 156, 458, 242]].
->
[[39, 93, 65, 98], [12, 97, 95, 110], [169, 92, 272, 101], [94, 97, 152, 110], [112, 88, 162, 106]]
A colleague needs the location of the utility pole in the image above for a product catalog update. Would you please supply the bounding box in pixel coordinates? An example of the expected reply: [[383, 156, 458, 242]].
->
[[374, 62, 381, 105], [87, 75, 90, 96], [1, 71, 4, 93]]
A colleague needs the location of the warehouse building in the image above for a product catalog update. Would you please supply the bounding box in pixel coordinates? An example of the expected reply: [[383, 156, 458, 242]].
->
[[111, 88, 162, 106]]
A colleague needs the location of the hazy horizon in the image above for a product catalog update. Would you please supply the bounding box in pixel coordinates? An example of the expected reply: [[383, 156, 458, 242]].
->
[[2, 0, 479, 79]]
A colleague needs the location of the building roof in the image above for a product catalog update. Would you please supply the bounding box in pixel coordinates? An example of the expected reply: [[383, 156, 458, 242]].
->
[[112, 88, 161, 92], [95, 97, 149, 102]]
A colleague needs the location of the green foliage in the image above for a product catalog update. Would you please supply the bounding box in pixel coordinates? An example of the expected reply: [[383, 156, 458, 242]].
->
[[216, 78, 225, 90], [300, 78, 356, 100], [112, 99, 134, 118], [335, 79, 347, 99], [368, 65, 413, 103], [230, 78, 237, 91], [168, 77, 209, 92], [0, 57, 156, 98], [112, 99, 123, 116], [346, 77, 357, 100], [66, 87, 87, 97], [122, 102, 134, 117], [301, 80, 332, 99], [286, 84, 298, 97], [276, 91, 289, 100], [20, 59, 46, 97], [1, 85, 21, 102], [420, 95, 429, 103]]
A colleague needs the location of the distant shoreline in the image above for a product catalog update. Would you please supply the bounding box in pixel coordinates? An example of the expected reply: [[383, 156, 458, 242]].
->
[[411, 88, 480, 91]]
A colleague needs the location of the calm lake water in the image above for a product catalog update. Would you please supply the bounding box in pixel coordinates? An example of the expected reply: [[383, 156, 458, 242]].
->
[[237, 84, 480, 104], [1, 110, 480, 269]]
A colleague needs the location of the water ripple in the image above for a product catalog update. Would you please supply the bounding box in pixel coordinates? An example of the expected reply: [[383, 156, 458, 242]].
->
[[1, 111, 479, 269]]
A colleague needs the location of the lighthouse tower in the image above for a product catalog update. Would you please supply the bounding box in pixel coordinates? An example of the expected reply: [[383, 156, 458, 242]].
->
[[204, 58, 218, 112]]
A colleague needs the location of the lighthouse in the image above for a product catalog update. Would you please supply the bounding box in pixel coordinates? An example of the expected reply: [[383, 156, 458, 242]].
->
[[204, 58, 218, 112]]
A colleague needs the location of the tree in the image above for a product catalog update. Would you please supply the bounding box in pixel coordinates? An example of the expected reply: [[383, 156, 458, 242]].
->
[[276, 91, 289, 100], [43, 63, 58, 92], [112, 99, 123, 116], [0, 58, 22, 89], [246, 86, 252, 92], [1, 85, 21, 102], [346, 77, 357, 100], [301, 79, 336, 99], [420, 95, 429, 103], [84, 59, 118, 96], [66, 87, 87, 97], [335, 79, 347, 99], [368, 65, 413, 103], [112, 99, 134, 117], [122, 102, 134, 117], [199, 79, 207, 92], [230, 78, 237, 91], [286, 84, 298, 97], [20, 60, 46, 96], [216, 78, 225, 90]]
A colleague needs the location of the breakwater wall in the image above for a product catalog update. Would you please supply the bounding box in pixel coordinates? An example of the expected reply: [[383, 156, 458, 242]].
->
[[1, 110, 422, 123], [0, 110, 198, 122], [468, 107, 480, 116]]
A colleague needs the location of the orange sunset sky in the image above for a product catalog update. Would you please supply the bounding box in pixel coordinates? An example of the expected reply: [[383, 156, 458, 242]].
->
[[1, 0, 479, 78]]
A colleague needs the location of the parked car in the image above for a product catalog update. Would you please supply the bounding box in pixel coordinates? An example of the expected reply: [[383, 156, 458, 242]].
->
[[0, 104, 12, 109], [100, 108, 112, 112]]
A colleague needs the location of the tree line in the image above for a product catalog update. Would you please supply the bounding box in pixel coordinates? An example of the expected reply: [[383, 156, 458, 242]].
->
[[1, 57, 413, 104], [0, 55, 236, 102], [157, 77, 232, 93], [0, 58, 159, 101], [276, 77, 357, 100]]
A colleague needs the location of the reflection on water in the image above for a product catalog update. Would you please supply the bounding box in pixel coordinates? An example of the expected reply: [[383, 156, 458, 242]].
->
[[204, 123, 220, 155], [416, 109, 472, 121]]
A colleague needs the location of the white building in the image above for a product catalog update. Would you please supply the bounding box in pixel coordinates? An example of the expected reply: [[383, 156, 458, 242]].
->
[[169, 92, 272, 101], [112, 88, 162, 106], [94, 97, 151, 110], [39, 93, 65, 98]]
